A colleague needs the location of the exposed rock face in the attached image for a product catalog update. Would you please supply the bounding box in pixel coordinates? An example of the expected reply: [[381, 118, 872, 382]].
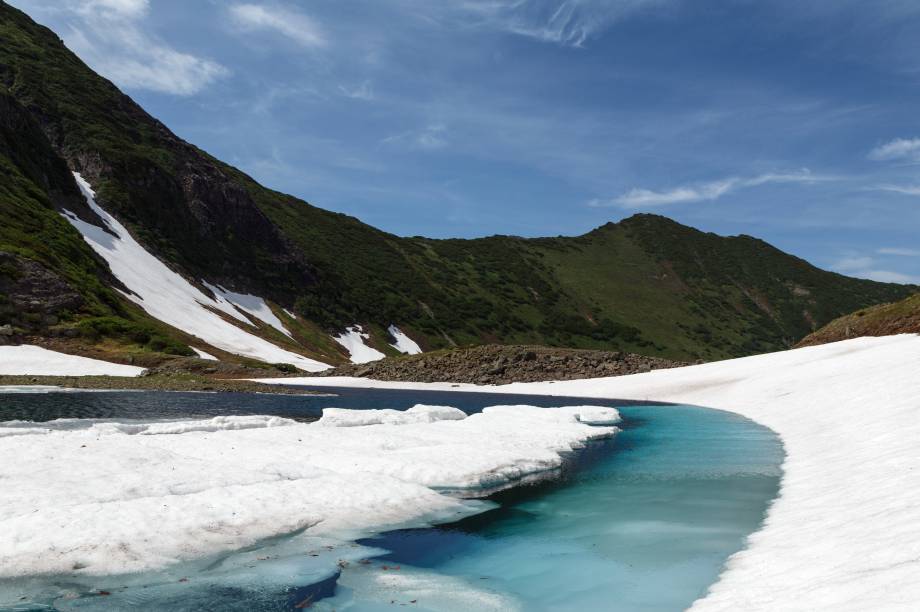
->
[[320, 344, 690, 385], [0, 252, 83, 327]]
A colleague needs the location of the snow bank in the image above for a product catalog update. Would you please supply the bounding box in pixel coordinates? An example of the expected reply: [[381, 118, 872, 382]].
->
[[388, 324, 423, 354], [0, 404, 618, 577], [333, 325, 386, 363], [0, 345, 145, 377], [0, 415, 294, 438], [62, 174, 328, 372], [318, 404, 466, 427], [266, 335, 920, 611]]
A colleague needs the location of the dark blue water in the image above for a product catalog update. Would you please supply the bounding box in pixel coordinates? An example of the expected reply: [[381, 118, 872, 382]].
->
[[0, 389, 781, 612], [0, 386, 656, 423]]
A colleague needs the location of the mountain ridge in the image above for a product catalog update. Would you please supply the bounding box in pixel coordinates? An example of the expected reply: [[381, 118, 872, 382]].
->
[[0, 1, 915, 369]]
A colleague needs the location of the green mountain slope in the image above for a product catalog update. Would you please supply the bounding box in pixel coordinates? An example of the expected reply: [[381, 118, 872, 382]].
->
[[0, 1, 914, 365]]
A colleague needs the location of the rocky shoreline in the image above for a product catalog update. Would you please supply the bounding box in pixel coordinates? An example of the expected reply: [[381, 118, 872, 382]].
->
[[319, 344, 691, 385]]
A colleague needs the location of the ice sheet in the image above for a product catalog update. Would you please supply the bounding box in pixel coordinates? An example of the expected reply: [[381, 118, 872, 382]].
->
[[0, 404, 618, 578]]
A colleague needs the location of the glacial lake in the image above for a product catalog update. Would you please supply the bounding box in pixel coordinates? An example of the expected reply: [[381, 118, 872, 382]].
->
[[0, 387, 782, 611]]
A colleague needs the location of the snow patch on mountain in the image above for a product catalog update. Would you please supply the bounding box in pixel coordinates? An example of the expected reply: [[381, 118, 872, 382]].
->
[[0, 345, 145, 377], [334, 325, 386, 363], [62, 173, 328, 372], [202, 281, 292, 338], [190, 347, 218, 361], [388, 324, 423, 354]]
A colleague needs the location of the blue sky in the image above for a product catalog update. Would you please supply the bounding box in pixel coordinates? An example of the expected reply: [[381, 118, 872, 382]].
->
[[11, 0, 920, 283]]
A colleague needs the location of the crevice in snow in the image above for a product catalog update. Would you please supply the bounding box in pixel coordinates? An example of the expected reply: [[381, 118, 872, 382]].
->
[[333, 325, 386, 364], [62, 173, 329, 372]]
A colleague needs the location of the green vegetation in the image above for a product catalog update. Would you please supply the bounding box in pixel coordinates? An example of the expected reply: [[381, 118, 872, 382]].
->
[[0, 0, 915, 364]]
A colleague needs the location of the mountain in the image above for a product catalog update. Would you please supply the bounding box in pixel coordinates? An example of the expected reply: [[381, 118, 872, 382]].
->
[[798, 293, 920, 347], [0, 1, 914, 369]]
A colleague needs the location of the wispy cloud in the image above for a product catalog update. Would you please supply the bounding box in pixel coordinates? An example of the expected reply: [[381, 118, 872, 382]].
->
[[832, 254, 920, 284], [229, 4, 326, 47], [593, 170, 826, 208], [338, 80, 375, 100], [381, 124, 449, 150], [878, 247, 920, 257], [453, 0, 669, 47], [874, 184, 920, 196], [77, 0, 148, 19], [23, 0, 227, 95], [868, 137, 920, 162]]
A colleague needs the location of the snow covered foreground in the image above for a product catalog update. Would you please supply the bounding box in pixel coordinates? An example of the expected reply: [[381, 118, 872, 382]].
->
[[0, 345, 145, 377], [0, 404, 619, 577], [263, 335, 920, 611]]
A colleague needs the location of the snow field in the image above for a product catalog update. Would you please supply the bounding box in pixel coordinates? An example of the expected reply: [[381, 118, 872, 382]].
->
[[62, 173, 328, 372]]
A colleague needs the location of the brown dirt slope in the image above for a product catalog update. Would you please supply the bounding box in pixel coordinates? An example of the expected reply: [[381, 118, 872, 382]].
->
[[797, 293, 920, 347]]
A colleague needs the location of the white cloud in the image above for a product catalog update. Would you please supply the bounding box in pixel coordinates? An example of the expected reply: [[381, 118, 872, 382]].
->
[[878, 247, 920, 257], [229, 4, 326, 47], [868, 137, 920, 162], [595, 170, 825, 208], [23, 0, 228, 95]]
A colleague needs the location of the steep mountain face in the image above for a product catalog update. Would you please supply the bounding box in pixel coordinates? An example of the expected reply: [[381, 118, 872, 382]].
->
[[0, 1, 915, 368]]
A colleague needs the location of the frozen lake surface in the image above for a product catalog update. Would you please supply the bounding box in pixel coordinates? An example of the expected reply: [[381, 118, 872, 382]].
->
[[0, 388, 781, 611]]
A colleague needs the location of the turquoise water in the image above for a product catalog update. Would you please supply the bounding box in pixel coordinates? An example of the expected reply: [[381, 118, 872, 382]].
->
[[323, 404, 782, 611], [0, 390, 782, 611]]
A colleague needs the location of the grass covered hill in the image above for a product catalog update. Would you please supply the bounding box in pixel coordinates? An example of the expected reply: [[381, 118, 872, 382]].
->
[[798, 293, 920, 347], [0, 0, 915, 366]]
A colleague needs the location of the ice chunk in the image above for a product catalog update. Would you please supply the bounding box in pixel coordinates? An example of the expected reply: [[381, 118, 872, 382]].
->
[[318, 404, 467, 427]]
